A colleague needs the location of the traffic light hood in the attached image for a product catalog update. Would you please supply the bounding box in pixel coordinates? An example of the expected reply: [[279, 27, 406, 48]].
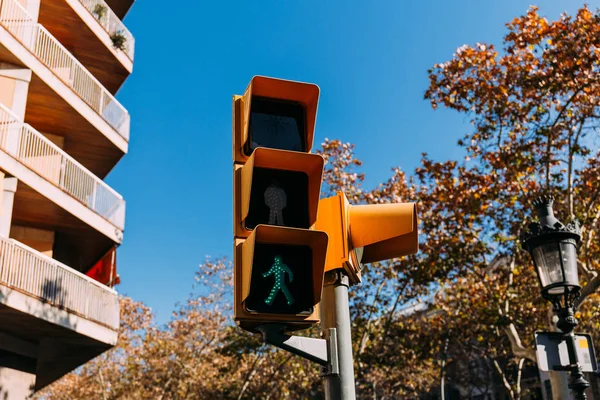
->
[[349, 203, 418, 263], [234, 76, 320, 163]]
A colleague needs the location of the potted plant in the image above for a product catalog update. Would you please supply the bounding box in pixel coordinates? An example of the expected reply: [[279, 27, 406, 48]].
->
[[92, 4, 107, 21], [110, 31, 127, 51]]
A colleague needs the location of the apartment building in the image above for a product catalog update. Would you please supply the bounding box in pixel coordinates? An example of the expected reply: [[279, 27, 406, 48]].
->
[[0, 0, 134, 396]]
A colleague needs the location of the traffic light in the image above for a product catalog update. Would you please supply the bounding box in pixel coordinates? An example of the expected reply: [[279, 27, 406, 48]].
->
[[233, 76, 328, 332], [315, 191, 418, 283]]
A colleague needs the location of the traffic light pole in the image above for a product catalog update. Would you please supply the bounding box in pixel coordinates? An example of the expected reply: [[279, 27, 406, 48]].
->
[[321, 270, 356, 400]]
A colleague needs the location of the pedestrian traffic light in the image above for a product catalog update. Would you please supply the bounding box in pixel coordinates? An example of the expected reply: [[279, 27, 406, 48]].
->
[[234, 147, 325, 238], [315, 192, 418, 284], [238, 225, 327, 316], [233, 76, 328, 332]]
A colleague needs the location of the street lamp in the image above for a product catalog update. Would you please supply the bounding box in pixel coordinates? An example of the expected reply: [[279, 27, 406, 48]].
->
[[521, 195, 590, 399]]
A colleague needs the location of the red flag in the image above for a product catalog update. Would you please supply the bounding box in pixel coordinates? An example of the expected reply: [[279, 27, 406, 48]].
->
[[86, 247, 120, 287]]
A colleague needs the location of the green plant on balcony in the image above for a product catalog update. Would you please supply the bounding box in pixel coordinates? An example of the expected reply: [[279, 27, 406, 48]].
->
[[110, 31, 127, 51], [92, 4, 107, 20]]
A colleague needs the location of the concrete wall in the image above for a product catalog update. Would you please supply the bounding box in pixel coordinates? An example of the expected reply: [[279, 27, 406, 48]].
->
[[0, 63, 32, 121], [0, 368, 35, 400], [0, 176, 18, 237], [10, 226, 55, 257], [0, 76, 16, 108]]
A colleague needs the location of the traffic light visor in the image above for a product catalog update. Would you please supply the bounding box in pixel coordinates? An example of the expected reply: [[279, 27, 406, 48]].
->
[[241, 76, 319, 157]]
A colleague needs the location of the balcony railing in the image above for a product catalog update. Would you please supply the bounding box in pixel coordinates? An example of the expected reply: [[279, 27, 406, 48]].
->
[[0, 0, 130, 140], [0, 104, 126, 230], [0, 236, 119, 329], [77, 0, 135, 61]]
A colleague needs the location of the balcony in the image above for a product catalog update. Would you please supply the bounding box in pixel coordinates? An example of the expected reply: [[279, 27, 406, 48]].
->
[[38, 0, 134, 93], [0, 0, 129, 176], [0, 235, 118, 389], [73, 0, 134, 61], [0, 104, 125, 235], [0, 0, 129, 139]]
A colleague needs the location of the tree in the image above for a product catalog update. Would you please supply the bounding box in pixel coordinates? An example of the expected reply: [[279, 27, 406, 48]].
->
[[323, 5, 600, 398], [36, 259, 323, 400], [419, 5, 600, 398]]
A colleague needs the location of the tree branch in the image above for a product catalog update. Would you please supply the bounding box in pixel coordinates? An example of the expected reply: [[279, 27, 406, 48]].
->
[[575, 274, 600, 308], [578, 260, 597, 280], [259, 354, 294, 398], [493, 358, 516, 400], [503, 323, 536, 362], [516, 358, 525, 399], [358, 280, 386, 355], [381, 281, 409, 340], [549, 84, 589, 132], [236, 353, 264, 400], [97, 368, 109, 400]]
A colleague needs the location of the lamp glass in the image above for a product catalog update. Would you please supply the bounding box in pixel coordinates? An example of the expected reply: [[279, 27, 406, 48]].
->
[[532, 242, 564, 289], [560, 241, 579, 286]]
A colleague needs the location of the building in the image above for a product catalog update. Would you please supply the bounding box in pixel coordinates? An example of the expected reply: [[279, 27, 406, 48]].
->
[[0, 0, 134, 396]]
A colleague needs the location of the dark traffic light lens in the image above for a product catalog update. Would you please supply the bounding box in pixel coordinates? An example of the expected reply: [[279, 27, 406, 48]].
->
[[244, 168, 310, 230], [245, 243, 314, 315], [245, 97, 306, 156]]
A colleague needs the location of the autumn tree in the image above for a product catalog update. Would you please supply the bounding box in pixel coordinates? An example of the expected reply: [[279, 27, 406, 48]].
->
[[320, 5, 600, 398], [36, 258, 324, 400], [418, 5, 600, 398]]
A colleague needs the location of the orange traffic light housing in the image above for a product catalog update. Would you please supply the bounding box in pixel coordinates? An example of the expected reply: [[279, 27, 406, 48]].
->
[[233, 76, 328, 332], [315, 192, 419, 283]]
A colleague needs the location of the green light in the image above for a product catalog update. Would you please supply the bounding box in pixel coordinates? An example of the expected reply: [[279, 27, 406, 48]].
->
[[262, 255, 295, 306]]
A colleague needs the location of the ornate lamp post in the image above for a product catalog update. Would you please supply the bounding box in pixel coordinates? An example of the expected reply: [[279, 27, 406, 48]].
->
[[521, 196, 590, 399]]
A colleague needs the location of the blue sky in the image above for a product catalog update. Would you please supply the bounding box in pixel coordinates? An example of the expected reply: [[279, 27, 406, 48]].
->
[[106, 0, 599, 323]]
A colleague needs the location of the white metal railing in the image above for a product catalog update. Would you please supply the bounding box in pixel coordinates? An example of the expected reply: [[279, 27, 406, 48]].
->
[[0, 236, 119, 329], [78, 0, 135, 61], [0, 104, 126, 229], [0, 0, 130, 140]]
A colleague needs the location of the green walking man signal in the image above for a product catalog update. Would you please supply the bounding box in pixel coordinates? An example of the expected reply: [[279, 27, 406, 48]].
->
[[263, 256, 295, 306]]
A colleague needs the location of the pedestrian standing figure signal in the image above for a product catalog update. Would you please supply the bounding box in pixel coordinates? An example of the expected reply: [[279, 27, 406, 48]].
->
[[263, 256, 295, 306], [265, 181, 286, 226]]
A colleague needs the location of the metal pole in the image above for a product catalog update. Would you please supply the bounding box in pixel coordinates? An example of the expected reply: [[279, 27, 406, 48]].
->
[[566, 332, 590, 400], [321, 270, 356, 400], [557, 306, 590, 399]]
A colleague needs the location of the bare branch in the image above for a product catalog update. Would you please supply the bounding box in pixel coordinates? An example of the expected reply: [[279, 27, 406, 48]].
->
[[578, 260, 597, 280], [259, 354, 294, 398], [516, 358, 525, 399], [381, 281, 409, 340], [97, 368, 109, 400], [503, 323, 536, 362], [237, 353, 264, 400], [493, 358, 516, 400], [358, 280, 386, 355], [575, 274, 600, 308]]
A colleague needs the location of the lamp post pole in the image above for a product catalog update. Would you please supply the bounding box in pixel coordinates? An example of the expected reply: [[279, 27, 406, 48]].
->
[[555, 302, 590, 399]]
